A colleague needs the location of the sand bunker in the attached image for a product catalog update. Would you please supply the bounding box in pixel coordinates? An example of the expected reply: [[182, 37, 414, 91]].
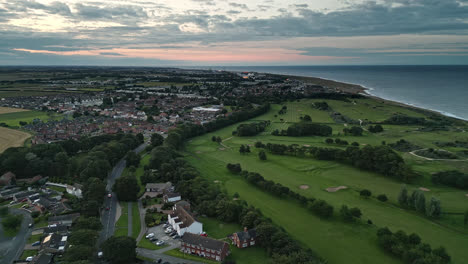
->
[[303, 144, 311, 147], [219, 148, 225, 151], [465, 194, 468, 198], [196, 151, 202, 154], [214, 180, 220, 183], [326, 186, 348, 192], [299, 185, 310, 190], [419, 187, 430, 192]]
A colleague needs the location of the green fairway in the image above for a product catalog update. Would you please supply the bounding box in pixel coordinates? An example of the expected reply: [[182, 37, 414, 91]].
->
[[185, 98, 468, 264], [0, 110, 62, 127]]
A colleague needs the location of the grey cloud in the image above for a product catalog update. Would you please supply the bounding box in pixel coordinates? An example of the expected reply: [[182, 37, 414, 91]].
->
[[191, 0, 216, 6], [229, 3, 248, 9], [3, 0, 71, 16], [227, 10, 241, 15], [74, 3, 147, 20], [100, 52, 123, 56]]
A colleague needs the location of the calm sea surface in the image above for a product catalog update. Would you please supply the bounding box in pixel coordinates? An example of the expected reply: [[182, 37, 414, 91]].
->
[[192, 66, 468, 120]]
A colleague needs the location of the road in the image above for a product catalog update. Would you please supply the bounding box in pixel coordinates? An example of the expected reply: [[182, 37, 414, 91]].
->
[[98, 142, 147, 245], [136, 248, 203, 264], [0, 209, 33, 264]]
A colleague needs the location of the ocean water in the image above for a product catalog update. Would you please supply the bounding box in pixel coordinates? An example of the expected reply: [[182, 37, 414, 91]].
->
[[199, 66, 468, 121]]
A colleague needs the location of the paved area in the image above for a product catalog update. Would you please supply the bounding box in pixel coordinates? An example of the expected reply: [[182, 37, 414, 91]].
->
[[137, 248, 203, 264], [0, 208, 33, 264]]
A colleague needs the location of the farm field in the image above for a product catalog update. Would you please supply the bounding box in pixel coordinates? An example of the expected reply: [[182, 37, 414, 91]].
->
[[185, 98, 468, 264], [0, 126, 31, 153], [0, 110, 63, 127], [0, 107, 29, 114]]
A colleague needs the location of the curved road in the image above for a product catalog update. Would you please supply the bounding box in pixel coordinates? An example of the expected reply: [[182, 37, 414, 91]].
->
[[98, 142, 147, 245], [0, 208, 33, 264]]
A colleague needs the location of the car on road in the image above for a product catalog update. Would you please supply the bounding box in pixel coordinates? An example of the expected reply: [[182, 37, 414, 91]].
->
[[156, 240, 165, 246], [173, 235, 180, 239], [105, 207, 110, 211], [145, 233, 155, 239], [107, 193, 112, 198], [164, 229, 172, 234], [28, 223, 33, 228]]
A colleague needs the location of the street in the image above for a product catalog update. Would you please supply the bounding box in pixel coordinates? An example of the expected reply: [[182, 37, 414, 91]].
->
[[98, 142, 147, 245], [0, 208, 33, 264]]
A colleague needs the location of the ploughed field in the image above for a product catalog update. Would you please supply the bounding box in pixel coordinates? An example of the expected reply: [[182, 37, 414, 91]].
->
[[185, 98, 468, 264]]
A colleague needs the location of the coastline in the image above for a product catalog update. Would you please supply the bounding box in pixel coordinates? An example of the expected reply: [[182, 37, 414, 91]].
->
[[252, 72, 468, 122]]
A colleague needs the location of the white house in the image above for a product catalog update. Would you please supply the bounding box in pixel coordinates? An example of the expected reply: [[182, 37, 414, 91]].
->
[[168, 204, 203, 236], [66, 183, 83, 198]]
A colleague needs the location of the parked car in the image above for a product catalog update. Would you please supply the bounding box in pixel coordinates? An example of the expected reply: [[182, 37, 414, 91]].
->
[[107, 193, 112, 198], [200, 233, 208, 237], [98, 251, 103, 258], [26, 256, 34, 262], [164, 229, 171, 234], [157, 259, 162, 263], [31, 241, 40, 246], [28, 223, 33, 228], [156, 240, 165, 246], [150, 237, 158, 242], [173, 235, 180, 239], [145, 233, 155, 239]]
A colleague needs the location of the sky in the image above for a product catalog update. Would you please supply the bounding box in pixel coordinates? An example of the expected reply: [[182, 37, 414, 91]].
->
[[0, 0, 468, 66]]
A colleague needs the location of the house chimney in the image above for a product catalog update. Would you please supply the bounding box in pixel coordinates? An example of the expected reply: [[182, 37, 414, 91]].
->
[[244, 227, 247, 232]]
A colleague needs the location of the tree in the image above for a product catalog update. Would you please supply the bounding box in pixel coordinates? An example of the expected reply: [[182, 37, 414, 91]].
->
[[74, 217, 102, 230], [101, 236, 136, 264], [325, 138, 334, 144], [427, 197, 441, 218], [245, 145, 251, 153], [360, 189, 371, 198], [239, 145, 246, 154], [113, 175, 140, 201], [464, 210, 468, 226], [150, 133, 164, 147], [302, 115, 312, 122], [377, 194, 388, 202], [415, 191, 426, 214], [398, 185, 408, 206], [227, 163, 242, 174], [69, 229, 99, 247], [258, 150, 267, 161], [0, 207, 8, 216], [125, 151, 140, 167], [349, 207, 362, 219], [211, 136, 216, 142], [166, 132, 182, 149], [1, 214, 22, 231], [63, 245, 95, 262], [136, 133, 144, 144]]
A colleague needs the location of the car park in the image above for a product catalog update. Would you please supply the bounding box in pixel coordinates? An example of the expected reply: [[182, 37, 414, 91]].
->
[[150, 237, 158, 242], [26, 256, 34, 262]]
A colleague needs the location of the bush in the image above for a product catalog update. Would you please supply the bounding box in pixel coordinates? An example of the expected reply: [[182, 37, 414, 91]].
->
[[227, 163, 242, 174], [360, 189, 372, 198], [377, 194, 388, 202]]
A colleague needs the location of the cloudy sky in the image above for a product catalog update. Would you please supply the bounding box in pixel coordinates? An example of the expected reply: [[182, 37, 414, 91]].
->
[[1, 0, 468, 66]]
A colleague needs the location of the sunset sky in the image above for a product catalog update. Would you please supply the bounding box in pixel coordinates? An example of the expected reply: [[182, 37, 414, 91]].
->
[[1, 0, 468, 66]]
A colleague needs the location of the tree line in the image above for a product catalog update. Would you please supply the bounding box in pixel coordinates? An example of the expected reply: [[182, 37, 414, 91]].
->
[[234, 120, 270, 136], [261, 143, 416, 182], [272, 123, 333, 137]]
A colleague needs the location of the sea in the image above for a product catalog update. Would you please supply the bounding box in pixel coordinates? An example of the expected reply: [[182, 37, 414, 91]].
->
[[189, 65, 468, 121]]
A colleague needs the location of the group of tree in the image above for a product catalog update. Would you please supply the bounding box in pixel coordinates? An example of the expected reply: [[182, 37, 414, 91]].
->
[[368, 124, 384, 133], [234, 121, 270, 136], [101, 236, 137, 264], [263, 143, 415, 182], [62, 216, 102, 262], [228, 167, 334, 219], [377, 227, 451, 264], [388, 139, 421, 152], [398, 185, 441, 218], [340, 205, 362, 222], [211, 136, 222, 143], [1, 211, 22, 232], [325, 138, 359, 146], [343, 126, 363, 136], [312, 101, 330, 111], [113, 172, 140, 201], [258, 150, 267, 160], [278, 105, 287, 115], [272, 123, 332, 137], [239, 145, 251, 154], [431, 170, 468, 189], [299, 115, 312, 122]]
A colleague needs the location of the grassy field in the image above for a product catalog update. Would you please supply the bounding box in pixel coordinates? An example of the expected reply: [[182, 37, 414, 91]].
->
[[20, 250, 37, 260], [131, 202, 141, 239], [115, 202, 129, 237], [0, 107, 29, 114], [0, 126, 31, 153], [185, 98, 468, 264], [0, 110, 62, 127]]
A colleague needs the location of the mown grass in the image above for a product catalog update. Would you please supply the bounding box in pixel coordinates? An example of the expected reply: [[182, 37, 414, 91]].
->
[[115, 202, 129, 237], [185, 98, 468, 264], [27, 234, 42, 244], [20, 249, 38, 260], [0, 110, 62, 127], [131, 202, 141, 239]]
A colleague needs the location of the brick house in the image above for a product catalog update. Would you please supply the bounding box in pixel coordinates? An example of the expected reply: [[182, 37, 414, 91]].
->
[[181, 232, 230, 262], [232, 227, 257, 248]]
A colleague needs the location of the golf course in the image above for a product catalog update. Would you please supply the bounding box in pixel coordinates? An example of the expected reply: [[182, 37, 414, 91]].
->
[[184, 98, 468, 264]]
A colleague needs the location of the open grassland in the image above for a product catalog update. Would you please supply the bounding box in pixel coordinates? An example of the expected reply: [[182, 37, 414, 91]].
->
[[186, 98, 468, 264], [115, 202, 129, 237], [0, 127, 31, 153], [0, 110, 62, 127]]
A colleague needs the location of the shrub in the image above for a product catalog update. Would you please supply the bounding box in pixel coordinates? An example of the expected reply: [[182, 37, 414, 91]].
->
[[360, 189, 372, 198], [377, 194, 388, 202]]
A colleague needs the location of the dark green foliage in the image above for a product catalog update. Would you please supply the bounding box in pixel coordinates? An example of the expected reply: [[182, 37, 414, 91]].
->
[[1, 214, 22, 231], [415, 191, 426, 214], [398, 185, 408, 206], [63, 245, 95, 262], [464, 210, 468, 226], [377, 227, 451, 264], [236, 121, 270, 136], [255, 141, 266, 148], [307, 200, 334, 218], [312, 101, 330, 111], [125, 151, 140, 167], [389, 139, 421, 152], [384, 114, 427, 125], [325, 138, 334, 144], [335, 138, 349, 145], [340, 205, 362, 222], [360, 189, 372, 198], [113, 174, 140, 201], [432, 170, 468, 189], [415, 149, 458, 159], [351, 142, 359, 147], [368, 125, 384, 133], [301, 115, 312, 122], [101, 236, 137, 264], [377, 194, 388, 202], [69, 229, 99, 247], [283, 123, 333, 137], [259, 150, 267, 160], [74, 217, 102, 230], [427, 197, 441, 218], [226, 163, 242, 174], [0, 207, 8, 216], [150, 133, 164, 147], [343, 126, 363, 136]]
